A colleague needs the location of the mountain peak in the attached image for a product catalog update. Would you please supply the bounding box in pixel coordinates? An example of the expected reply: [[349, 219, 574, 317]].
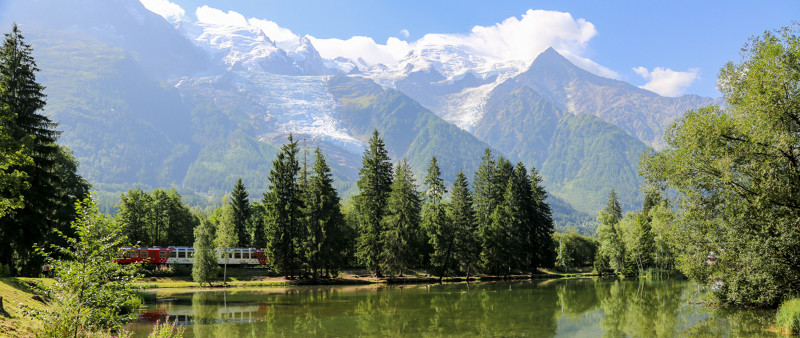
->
[[530, 47, 572, 70]]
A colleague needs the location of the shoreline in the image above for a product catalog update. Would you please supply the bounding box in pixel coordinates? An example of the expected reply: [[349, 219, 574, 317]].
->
[[133, 270, 594, 289]]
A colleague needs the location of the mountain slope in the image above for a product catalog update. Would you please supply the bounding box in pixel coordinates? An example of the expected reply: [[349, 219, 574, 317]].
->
[[328, 75, 494, 183], [474, 79, 648, 215], [514, 47, 721, 149]]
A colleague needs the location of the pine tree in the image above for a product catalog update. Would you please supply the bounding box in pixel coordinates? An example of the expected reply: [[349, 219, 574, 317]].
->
[[423, 157, 453, 280], [264, 134, 303, 277], [0, 24, 88, 275], [192, 215, 219, 286], [450, 171, 479, 279], [249, 201, 267, 249], [529, 166, 554, 271], [354, 130, 393, 276], [483, 185, 514, 277], [0, 84, 31, 218], [473, 149, 496, 259], [381, 159, 421, 277], [303, 148, 347, 278], [229, 178, 251, 247], [506, 162, 533, 272]]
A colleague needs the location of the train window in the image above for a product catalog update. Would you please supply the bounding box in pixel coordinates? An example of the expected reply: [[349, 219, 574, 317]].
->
[[160, 251, 167, 257], [243, 252, 249, 259], [178, 251, 185, 258], [149, 251, 156, 258], [169, 251, 177, 258], [187, 251, 194, 258], [234, 252, 241, 259], [258, 252, 264, 259]]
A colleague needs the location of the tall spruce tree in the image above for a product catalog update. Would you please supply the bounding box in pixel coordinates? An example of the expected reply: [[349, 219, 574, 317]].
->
[[192, 215, 219, 286], [530, 166, 554, 270], [264, 134, 303, 277], [249, 201, 267, 249], [0, 24, 88, 275], [354, 130, 393, 276], [0, 84, 31, 218], [381, 159, 421, 277], [423, 157, 454, 280], [450, 171, 479, 279], [303, 148, 347, 278], [229, 178, 251, 247], [473, 149, 497, 248], [507, 162, 533, 272]]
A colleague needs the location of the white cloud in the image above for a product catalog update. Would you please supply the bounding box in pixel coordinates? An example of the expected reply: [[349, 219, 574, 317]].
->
[[308, 36, 411, 65], [187, 6, 623, 79], [139, 0, 185, 22], [633, 66, 699, 97], [248, 18, 301, 49], [196, 5, 248, 27], [309, 9, 610, 77]]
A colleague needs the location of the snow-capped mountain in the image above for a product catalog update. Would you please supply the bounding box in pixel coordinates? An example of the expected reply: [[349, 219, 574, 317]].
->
[[1, 0, 724, 223]]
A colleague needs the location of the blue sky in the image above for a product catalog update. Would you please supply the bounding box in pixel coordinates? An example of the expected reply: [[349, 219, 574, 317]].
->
[[144, 0, 798, 97]]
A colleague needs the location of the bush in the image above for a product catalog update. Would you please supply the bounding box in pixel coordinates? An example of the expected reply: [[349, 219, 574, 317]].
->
[[777, 298, 800, 334], [148, 319, 185, 338], [0, 264, 10, 277]]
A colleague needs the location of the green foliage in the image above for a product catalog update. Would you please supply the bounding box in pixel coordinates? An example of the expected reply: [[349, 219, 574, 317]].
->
[[620, 212, 654, 273], [192, 215, 219, 286], [215, 197, 238, 284], [423, 157, 455, 279], [264, 134, 303, 278], [381, 159, 422, 276], [449, 171, 480, 278], [147, 319, 186, 338], [640, 24, 800, 306], [229, 178, 251, 247], [353, 130, 393, 276], [0, 24, 90, 276], [301, 148, 349, 278], [556, 231, 598, 270], [0, 93, 32, 217], [23, 197, 138, 337], [115, 188, 198, 247], [597, 190, 626, 275], [777, 298, 800, 334], [530, 166, 556, 269]]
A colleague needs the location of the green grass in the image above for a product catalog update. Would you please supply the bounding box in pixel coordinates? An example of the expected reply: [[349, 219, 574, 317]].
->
[[777, 298, 800, 334], [0, 278, 50, 337]]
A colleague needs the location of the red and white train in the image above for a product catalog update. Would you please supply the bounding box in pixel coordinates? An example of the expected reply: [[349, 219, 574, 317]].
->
[[116, 246, 268, 266]]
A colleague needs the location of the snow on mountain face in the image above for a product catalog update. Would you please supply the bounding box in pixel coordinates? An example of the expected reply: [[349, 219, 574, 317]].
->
[[183, 21, 341, 76], [360, 44, 528, 130], [188, 22, 284, 71], [176, 70, 365, 154]]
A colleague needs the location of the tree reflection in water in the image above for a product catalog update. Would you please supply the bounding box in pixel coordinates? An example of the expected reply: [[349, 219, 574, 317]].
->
[[128, 279, 773, 337]]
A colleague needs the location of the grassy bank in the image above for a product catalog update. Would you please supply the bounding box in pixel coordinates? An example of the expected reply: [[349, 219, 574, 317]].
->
[[0, 278, 48, 337], [133, 267, 578, 289]]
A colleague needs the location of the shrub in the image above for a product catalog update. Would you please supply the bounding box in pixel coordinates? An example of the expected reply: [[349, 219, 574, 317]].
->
[[777, 298, 800, 334], [148, 319, 185, 338]]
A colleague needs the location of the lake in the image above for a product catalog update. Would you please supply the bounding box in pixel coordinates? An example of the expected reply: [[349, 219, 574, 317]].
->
[[127, 279, 776, 337]]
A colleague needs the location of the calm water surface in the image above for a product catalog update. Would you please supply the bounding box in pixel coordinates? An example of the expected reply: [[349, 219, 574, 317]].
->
[[127, 279, 776, 337]]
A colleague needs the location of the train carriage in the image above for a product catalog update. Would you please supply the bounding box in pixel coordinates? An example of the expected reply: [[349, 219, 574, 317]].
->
[[116, 246, 268, 266]]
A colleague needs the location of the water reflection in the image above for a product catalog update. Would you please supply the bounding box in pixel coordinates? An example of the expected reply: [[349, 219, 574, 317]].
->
[[127, 279, 775, 337]]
